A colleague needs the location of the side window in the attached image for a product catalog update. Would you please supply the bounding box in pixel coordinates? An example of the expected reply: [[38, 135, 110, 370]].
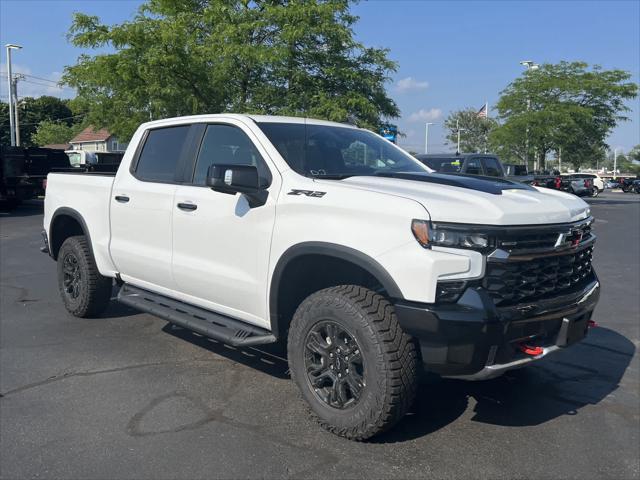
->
[[481, 157, 504, 177], [135, 126, 190, 182], [466, 157, 482, 175], [193, 124, 272, 186]]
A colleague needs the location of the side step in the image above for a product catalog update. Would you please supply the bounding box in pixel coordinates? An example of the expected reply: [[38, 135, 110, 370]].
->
[[117, 284, 277, 347]]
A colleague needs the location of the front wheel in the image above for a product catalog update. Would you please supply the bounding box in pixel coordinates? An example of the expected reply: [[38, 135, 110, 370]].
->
[[57, 235, 112, 317], [591, 188, 599, 197], [287, 285, 418, 440]]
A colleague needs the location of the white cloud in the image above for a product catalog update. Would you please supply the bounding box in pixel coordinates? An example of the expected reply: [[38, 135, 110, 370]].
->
[[408, 108, 442, 122], [396, 76, 429, 93], [0, 63, 75, 99]]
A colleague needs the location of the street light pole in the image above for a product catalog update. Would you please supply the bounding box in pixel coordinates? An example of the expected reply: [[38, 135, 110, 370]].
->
[[613, 148, 619, 178], [424, 122, 433, 154], [455, 119, 465, 154], [519, 60, 539, 169], [5, 43, 22, 147]]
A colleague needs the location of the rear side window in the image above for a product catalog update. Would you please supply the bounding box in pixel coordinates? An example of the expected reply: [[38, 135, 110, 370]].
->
[[481, 157, 503, 177], [135, 126, 190, 182], [466, 157, 482, 175]]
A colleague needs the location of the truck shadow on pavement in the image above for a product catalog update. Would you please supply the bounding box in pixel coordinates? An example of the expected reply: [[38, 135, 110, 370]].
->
[[162, 324, 291, 379], [374, 326, 635, 443], [161, 322, 634, 443]]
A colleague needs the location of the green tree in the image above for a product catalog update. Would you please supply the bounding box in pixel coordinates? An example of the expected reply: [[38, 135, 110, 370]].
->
[[31, 120, 81, 146], [629, 145, 640, 163], [0, 102, 10, 146], [444, 108, 497, 153], [63, 0, 400, 141], [491, 61, 637, 170]]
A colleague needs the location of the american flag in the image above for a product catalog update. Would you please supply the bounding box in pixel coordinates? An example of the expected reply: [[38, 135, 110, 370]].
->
[[477, 103, 488, 118]]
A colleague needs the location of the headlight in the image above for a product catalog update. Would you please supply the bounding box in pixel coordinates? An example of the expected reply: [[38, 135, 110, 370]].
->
[[411, 220, 489, 250]]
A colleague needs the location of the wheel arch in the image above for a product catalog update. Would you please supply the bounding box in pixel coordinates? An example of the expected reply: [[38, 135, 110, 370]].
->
[[49, 207, 94, 261], [269, 242, 403, 339]]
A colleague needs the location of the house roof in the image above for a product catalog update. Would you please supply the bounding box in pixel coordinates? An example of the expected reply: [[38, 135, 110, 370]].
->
[[70, 126, 113, 143], [43, 143, 72, 150]]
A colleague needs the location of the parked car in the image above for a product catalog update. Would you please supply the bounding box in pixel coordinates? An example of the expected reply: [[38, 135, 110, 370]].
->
[[1, 146, 70, 209], [43, 114, 599, 440], [533, 174, 595, 197], [570, 173, 604, 193], [415, 153, 505, 178], [621, 177, 639, 193], [561, 174, 597, 197], [605, 180, 620, 189]]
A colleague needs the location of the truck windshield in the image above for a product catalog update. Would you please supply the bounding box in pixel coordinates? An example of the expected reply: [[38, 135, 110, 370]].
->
[[257, 122, 430, 178]]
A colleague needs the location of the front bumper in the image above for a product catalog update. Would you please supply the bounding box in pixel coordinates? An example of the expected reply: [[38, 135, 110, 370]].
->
[[394, 274, 600, 379]]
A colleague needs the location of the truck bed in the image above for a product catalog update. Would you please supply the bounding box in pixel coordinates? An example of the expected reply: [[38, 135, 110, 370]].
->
[[44, 172, 117, 276]]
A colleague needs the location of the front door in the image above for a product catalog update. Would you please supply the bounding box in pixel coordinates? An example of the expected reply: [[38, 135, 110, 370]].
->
[[171, 121, 279, 328]]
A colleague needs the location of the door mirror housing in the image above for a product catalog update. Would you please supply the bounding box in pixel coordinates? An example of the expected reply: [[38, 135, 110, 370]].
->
[[206, 164, 267, 207], [206, 164, 261, 194]]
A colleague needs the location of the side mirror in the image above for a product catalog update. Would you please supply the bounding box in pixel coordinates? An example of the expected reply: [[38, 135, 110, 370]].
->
[[206, 164, 260, 194], [206, 164, 267, 208]]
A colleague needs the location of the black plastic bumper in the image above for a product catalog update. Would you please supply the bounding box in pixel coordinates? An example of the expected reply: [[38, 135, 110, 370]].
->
[[394, 273, 600, 378]]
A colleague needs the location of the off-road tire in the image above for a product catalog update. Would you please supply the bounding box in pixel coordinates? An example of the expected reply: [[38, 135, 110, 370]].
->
[[287, 285, 418, 440], [57, 235, 112, 317]]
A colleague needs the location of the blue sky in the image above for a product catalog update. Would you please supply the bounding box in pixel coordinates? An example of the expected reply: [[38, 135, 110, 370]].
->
[[1, 0, 638, 153]]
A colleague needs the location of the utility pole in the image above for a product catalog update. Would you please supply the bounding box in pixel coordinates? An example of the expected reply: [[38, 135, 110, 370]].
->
[[613, 148, 619, 178], [424, 122, 433, 154], [12, 74, 24, 146], [5, 43, 22, 146]]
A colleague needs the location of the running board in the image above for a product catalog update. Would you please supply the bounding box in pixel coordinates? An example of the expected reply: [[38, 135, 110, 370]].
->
[[117, 284, 277, 347]]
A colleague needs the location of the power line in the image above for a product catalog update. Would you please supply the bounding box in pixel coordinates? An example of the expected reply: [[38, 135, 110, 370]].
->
[[0, 71, 61, 85], [21, 79, 64, 89]]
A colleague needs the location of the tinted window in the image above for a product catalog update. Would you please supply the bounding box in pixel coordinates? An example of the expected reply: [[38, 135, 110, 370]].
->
[[136, 126, 190, 182], [193, 124, 271, 186], [466, 157, 482, 175], [418, 157, 462, 173], [481, 157, 503, 177], [258, 122, 428, 177]]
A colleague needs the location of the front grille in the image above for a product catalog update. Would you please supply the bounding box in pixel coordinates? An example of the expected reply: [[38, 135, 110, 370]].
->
[[483, 246, 594, 306], [495, 220, 592, 253]]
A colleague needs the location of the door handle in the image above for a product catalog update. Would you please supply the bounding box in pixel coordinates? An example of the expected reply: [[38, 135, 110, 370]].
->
[[177, 202, 197, 211], [115, 195, 130, 203]]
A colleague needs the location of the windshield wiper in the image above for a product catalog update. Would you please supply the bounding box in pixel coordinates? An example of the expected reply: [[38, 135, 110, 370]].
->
[[307, 173, 355, 180]]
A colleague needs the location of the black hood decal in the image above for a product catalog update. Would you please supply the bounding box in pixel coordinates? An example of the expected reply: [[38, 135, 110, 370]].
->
[[373, 172, 535, 195]]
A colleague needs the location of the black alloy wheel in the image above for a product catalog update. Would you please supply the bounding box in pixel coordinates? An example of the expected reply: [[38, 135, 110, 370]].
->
[[304, 320, 365, 409], [62, 252, 82, 299]]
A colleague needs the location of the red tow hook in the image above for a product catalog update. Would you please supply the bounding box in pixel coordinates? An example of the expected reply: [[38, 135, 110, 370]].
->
[[588, 320, 599, 328], [519, 344, 544, 356]]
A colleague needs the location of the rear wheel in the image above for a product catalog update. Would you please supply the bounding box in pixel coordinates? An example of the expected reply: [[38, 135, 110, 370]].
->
[[57, 235, 112, 317], [287, 285, 418, 440]]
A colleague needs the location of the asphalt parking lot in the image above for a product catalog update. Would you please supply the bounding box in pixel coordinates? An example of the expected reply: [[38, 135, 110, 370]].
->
[[1, 191, 639, 480]]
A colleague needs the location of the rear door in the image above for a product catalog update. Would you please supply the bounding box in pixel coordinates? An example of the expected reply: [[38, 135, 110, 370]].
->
[[171, 120, 280, 327], [110, 124, 196, 291]]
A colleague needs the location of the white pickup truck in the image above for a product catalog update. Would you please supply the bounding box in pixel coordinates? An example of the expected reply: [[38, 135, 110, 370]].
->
[[43, 114, 600, 440]]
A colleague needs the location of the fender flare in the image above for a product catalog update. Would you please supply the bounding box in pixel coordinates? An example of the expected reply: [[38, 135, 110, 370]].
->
[[49, 207, 94, 260], [268, 242, 404, 336]]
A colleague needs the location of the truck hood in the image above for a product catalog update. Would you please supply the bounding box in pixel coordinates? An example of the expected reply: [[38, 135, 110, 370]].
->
[[332, 173, 590, 225]]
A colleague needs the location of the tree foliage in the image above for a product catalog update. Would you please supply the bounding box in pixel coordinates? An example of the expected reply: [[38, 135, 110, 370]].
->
[[31, 120, 82, 146], [1, 96, 79, 147], [490, 61, 638, 170], [63, 0, 400, 141], [444, 108, 497, 153]]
